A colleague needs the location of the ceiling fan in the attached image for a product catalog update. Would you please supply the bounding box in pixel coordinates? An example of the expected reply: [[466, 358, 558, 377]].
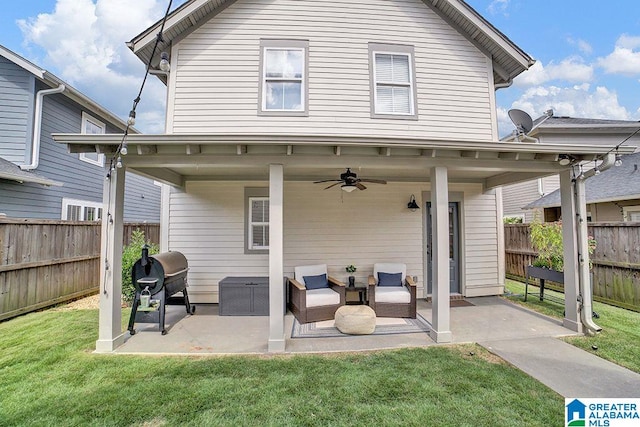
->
[[313, 168, 387, 192]]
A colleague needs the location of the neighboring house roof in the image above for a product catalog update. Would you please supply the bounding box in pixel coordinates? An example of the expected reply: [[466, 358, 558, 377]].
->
[[525, 151, 640, 209], [126, 0, 535, 86], [0, 45, 134, 133], [530, 115, 640, 135], [0, 157, 62, 186]]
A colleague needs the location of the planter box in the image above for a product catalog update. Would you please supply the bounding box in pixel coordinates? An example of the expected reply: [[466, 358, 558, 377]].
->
[[526, 265, 564, 283]]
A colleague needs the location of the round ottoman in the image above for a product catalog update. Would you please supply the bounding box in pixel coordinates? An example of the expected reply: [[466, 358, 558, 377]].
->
[[334, 305, 376, 335]]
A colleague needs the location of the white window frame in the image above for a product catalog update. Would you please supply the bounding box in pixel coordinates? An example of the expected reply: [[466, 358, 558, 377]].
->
[[623, 205, 640, 221], [80, 112, 105, 166], [369, 43, 418, 120], [248, 196, 270, 251], [61, 198, 103, 221], [258, 39, 308, 116]]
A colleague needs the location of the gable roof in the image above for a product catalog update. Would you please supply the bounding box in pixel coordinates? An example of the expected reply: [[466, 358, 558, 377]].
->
[[0, 45, 133, 133], [127, 0, 534, 86], [525, 151, 640, 209]]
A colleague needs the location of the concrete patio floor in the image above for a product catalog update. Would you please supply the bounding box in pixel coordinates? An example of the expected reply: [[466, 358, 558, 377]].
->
[[116, 296, 575, 355]]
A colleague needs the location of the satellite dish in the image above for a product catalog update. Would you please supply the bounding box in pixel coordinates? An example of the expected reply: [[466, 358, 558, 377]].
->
[[508, 109, 534, 135]]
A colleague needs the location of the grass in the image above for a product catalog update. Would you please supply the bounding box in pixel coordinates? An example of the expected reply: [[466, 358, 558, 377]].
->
[[503, 279, 640, 374], [0, 306, 564, 426]]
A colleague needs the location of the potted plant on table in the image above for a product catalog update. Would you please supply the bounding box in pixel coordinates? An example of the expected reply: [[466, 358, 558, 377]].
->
[[345, 264, 357, 287]]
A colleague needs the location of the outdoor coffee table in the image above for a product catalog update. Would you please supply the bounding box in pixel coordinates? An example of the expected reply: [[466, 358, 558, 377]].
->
[[345, 284, 367, 305]]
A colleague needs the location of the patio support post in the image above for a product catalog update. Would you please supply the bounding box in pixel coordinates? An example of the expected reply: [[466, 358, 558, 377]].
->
[[95, 163, 126, 352], [560, 169, 583, 333], [429, 166, 452, 343], [268, 163, 285, 352]]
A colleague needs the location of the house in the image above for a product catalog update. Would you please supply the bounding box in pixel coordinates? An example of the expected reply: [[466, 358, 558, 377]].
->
[[566, 399, 586, 424], [524, 151, 640, 222], [54, 0, 635, 353], [0, 45, 161, 222], [501, 112, 640, 223]]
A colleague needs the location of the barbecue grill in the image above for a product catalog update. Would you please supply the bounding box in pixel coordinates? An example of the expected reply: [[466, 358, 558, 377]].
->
[[127, 247, 195, 335]]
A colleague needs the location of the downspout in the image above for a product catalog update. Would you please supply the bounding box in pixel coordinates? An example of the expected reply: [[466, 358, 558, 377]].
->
[[21, 84, 66, 170], [574, 153, 614, 334]]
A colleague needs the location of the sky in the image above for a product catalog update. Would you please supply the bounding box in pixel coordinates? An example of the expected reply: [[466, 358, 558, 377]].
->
[[1, 0, 639, 136]]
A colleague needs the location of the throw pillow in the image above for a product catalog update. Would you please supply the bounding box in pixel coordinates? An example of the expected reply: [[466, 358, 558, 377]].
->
[[378, 272, 403, 287], [303, 273, 329, 290]]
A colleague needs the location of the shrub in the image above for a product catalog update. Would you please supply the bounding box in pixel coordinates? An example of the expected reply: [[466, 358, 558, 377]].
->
[[122, 229, 159, 304], [529, 219, 596, 271], [503, 216, 523, 224]]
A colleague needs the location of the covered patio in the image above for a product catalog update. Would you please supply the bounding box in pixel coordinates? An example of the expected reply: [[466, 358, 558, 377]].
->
[[114, 296, 574, 355], [53, 132, 635, 353]]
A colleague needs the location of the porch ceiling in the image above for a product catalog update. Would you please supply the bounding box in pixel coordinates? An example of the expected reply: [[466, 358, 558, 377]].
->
[[52, 133, 636, 189]]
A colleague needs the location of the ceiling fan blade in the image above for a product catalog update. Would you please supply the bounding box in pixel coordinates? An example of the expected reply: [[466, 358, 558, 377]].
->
[[324, 182, 344, 189], [356, 183, 367, 191], [360, 179, 387, 184], [314, 179, 341, 184]]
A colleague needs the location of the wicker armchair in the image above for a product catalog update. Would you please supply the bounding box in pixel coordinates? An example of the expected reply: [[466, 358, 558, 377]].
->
[[288, 264, 346, 324], [368, 263, 416, 318]]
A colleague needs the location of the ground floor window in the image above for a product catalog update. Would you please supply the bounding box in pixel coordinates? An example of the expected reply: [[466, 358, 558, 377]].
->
[[62, 198, 103, 221]]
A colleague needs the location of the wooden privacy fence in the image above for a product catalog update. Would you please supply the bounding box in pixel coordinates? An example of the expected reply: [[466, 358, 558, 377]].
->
[[505, 223, 640, 311], [0, 219, 159, 321]]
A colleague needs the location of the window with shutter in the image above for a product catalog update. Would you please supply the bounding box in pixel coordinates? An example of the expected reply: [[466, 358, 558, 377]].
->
[[369, 43, 417, 119]]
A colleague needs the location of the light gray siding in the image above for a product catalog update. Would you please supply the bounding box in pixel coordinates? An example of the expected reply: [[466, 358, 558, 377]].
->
[[0, 56, 34, 164], [502, 175, 560, 223], [0, 86, 160, 222], [166, 181, 500, 303], [169, 0, 495, 141]]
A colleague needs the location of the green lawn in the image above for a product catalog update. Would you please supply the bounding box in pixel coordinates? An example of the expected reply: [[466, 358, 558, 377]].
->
[[504, 279, 640, 374], [0, 306, 563, 426]]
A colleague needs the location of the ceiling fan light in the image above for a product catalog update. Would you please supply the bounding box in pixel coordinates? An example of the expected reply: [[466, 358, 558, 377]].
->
[[341, 184, 357, 193]]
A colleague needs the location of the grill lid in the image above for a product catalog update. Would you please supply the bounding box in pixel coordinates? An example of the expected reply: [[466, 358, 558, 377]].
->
[[152, 251, 188, 276]]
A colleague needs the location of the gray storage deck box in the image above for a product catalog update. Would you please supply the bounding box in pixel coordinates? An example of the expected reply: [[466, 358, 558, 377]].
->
[[219, 276, 269, 316]]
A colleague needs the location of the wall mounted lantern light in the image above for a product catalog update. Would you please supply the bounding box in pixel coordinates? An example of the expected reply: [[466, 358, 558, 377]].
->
[[407, 194, 420, 211]]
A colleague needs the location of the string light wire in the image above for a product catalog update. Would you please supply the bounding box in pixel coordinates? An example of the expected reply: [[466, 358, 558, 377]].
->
[[102, 0, 174, 294]]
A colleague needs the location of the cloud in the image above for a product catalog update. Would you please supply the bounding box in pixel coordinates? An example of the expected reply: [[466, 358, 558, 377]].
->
[[498, 84, 636, 137], [567, 37, 593, 55], [597, 34, 640, 76], [17, 0, 174, 133], [488, 0, 510, 16], [514, 57, 594, 86]]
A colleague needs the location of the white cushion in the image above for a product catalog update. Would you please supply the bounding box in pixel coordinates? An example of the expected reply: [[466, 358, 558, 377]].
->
[[294, 264, 328, 287], [375, 287, 410, 304], [373, 263, 406, 283], [306, 288, 340, 308]]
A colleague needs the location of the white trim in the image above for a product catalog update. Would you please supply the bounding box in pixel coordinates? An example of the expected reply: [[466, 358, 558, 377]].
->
[[80, 112, 106, 166]]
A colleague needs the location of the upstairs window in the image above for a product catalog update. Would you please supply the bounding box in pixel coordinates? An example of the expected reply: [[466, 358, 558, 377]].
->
[[80, 112, 105, 166], [369, 43, 417, 119], [259, 39, 308, 116]]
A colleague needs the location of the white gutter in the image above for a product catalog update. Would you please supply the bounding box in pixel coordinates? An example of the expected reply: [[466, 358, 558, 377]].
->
[[21, 84, 66, 170], [574, 153, 615, 334]]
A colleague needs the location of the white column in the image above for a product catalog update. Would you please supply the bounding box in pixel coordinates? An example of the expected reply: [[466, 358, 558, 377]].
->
[[95, 164, 126, 353], [560, 170, 582, 333], [430, 166, 452, 343], [268, 164, 285, 352]]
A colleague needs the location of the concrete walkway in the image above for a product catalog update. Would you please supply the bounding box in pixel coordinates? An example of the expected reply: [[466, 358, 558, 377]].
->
[[480, 337, 640, 398]]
